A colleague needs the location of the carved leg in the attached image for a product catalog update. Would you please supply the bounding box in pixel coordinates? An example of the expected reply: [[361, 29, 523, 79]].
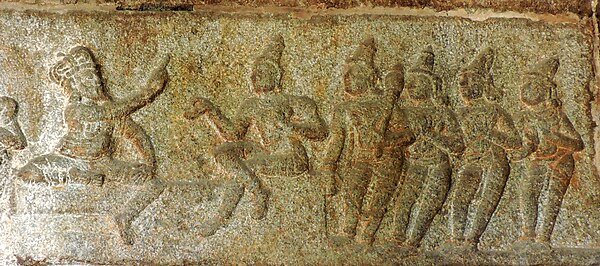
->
[[536, 156, 574, 244], [518, 159, 545, 240], [215, 143, 269, 220], [198, 180, 244, 237], [448, 163, 481, 243], [405, 162, 451, 247], [356, 161, 403, 245], [464, 157, 509, 247], [114, 178, 165, 245], [338, 164, 370, 241], [17, 154, 84, 185], [392, 161, 425, 244]]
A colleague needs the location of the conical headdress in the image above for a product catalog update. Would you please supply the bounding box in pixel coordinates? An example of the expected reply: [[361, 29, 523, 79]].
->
[[460, 48, 495, 78], [409, 45, 434, 74], [526, 56, 559, 83], [254, 35, 285, 70], [50, 46, 98, 85], [346, 36, 376, 68]]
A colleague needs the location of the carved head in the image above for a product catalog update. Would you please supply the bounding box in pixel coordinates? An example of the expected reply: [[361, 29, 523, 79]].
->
[[343, 37, 378, 97], [458, 48, 496, 103], [384, 63, 404, 99], [520, 57, 559, 107], [0, 96, 18, 123], [251, 35, 284, 95], [405, 46, 441, 103], [50, 46, 109, 102]]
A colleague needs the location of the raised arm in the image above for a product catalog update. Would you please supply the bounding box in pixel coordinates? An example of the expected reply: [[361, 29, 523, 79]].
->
[[105, 55, 170, 119], [489, 105, 522, 150], [322, 106, 346, 173], [547, 111, 584, 152], [289, 96, 328, 141], [184, 97, 251, 141], [508, 113, 539, 161]]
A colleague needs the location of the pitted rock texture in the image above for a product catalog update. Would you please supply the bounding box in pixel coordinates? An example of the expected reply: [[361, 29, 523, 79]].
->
[[0, 5, 596, 265]]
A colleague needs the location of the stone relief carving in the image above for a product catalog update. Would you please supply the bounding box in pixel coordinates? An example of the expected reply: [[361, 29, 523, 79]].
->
[[0, 31, 589, 264], [513, 57, 584, 250], [322, 37, 415, 246], [444, 48, 522, 251], [184, 35, 328, 237], [0, 96, 26, 212], [391, 46, 464, 250], [15, 46, 170, 244]]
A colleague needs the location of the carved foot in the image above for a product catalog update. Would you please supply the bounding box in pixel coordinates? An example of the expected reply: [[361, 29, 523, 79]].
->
[[328, 235, 354, 247], [115, 214, 136, 245], [198, 217, 225, 237], [69, 168, 105, 187], [249, 187, 268, 220]]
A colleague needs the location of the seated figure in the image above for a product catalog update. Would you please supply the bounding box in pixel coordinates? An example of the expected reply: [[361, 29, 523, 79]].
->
[[17, 46, 170, 245], [185, 35, 328, 237]]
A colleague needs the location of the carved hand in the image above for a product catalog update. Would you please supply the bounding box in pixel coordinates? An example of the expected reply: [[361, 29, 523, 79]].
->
[[147, 55, 171, 95], [323, 170, 340, 197], [184, 97, 215, 120]]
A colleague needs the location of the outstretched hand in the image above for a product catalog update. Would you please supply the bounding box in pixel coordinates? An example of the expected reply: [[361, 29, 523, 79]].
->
[[148, 54, 171, 93], [184, 97, 214, 120]]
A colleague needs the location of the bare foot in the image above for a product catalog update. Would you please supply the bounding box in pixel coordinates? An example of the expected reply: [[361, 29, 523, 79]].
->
[[198, 217, 225, 237], [115, 214, 136, 245]]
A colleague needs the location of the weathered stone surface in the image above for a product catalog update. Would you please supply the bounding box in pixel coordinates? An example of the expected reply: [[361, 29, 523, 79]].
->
[[0, 0, 592, 17], [0, 5, 596, 265]]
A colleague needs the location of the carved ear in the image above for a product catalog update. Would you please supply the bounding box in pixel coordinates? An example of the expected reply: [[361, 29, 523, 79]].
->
[[530, 56, 559, 80], [463, 47, 495, 78]]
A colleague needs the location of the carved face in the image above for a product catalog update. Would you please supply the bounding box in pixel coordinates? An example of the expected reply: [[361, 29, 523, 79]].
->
[[251, 62, 281, 94], [405, 73, 433, 101], [458, 72, 485, 102], [384, 71, 404, 97], [343, 62, 376, 97], [70, 68, 105, 102], [520, 76, 551, 107]]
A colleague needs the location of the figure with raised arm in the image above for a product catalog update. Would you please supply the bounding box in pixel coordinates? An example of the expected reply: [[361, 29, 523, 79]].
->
[[184, 35, 328, 237], [17, 46, 170, 244], [322, 37, 414, 246]]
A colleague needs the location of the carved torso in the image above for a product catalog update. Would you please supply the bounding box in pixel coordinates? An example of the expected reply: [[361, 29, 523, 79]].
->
[[245, 94, 298, 155], [458, 100, 504, 160], [59, 102, 114, 160], [338, 96, 390, 163]]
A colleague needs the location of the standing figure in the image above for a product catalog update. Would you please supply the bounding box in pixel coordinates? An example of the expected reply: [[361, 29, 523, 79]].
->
[[392, 47, 464, 248], [184, 35, 328, 237], [446, 48, 521, 250], [17, 46, 170, 244], [0, 97, 26, 212], [513, 57, 583, 248], [322, 37, 414, 246]]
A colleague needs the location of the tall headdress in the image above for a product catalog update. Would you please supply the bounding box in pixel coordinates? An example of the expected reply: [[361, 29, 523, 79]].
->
[[50, 46, 98, 86], [460, 48, 502, 101], [408, 46, 445, 104], [525, 56, 560, 106], [526, 56, 559, 85], [346, 36, 376, 69], [254, 35, 285, 72]]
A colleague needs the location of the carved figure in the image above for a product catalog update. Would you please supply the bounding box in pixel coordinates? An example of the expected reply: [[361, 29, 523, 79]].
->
[[0, 97, 26, 210], [17, 46, 170, 244], [512, 57, 583, 248], [184, 35, 328, 237], [445, 48, 521, 250], [392, 47, 464, 248], [322, 37, 414, 246]]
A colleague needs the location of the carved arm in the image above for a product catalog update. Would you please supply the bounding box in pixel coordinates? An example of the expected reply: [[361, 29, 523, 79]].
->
[[105, 55, 170, 119]]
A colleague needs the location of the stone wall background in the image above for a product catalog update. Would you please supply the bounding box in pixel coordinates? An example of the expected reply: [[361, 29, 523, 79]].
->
[[0, 0, 597, 265]]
